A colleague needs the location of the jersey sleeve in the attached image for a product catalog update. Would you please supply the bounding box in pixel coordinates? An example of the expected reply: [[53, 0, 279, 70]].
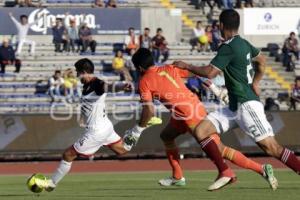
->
[[175, 68, 190, 78], [139, 78, 153, 102], [94, 79, 105, 96], [249, 43, 260, 58], [210, 44, 234, 71]]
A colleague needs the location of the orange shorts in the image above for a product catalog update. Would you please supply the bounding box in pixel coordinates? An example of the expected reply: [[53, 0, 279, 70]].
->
[[169, 104, 207, 134]]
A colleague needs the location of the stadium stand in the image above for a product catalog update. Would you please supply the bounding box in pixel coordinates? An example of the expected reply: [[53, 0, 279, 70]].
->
[[0, 0, 299, 115]]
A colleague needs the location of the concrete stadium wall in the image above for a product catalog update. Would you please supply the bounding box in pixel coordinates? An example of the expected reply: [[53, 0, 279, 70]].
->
[[141, 8, 182, 44]]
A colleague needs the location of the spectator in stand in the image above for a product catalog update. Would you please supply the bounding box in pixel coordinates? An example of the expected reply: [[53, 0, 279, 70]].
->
[[9, 12, 44, 55], [211, 20, 222, 51], [289, 77, 300, 110], [190, 21, 205, 52], [106, 0, 117, 8], [124, 27, 140, 54], [112, 50, 132, 82], [0, 38, 22, 73], [222, 0, 233, 9], [49, 70, 64, 101], [236, 0, 254, 8], [264, 98, 279, 111], [67, 19, 79, 53], [79, 23, 97, 54], [92, 0, 104, 7], [139, 27, 152, 50], [52, 18, 67, 52], [152, 28, 169, 63], [16, 0, 42, 7], [125, 49, 138, 83], [192, 0, 218, 15], [205, 24, 213, 51], [282, 32, 299, 71], [63, 68, 81, 102]]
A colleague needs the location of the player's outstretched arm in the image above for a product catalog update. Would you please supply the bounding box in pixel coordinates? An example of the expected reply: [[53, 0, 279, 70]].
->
[[173, 61, 220, 79], [252, 54, 266, 96], [122, 102, 155, 151], [139, 102, 155, 127]]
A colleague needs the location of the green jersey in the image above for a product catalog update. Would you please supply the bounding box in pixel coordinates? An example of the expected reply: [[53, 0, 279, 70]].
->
[[210, 35, 260, 111]]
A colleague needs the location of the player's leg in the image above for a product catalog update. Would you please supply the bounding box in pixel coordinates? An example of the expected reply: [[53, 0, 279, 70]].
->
[[258, 137, 300, 175], [34, 146, 77, 191], [211, 134, 264, 176], [49, 146, 78, 188], [193, 107, 238, 191], [239, 101, 300, 175], [158, 122, 186, 186], [108, 140, 128, 155], [105, 128, 127, 155], [39, 129, 105, 191]]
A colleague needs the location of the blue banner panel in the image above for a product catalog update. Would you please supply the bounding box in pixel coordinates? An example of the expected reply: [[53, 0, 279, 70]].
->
[[0, 8, 141, 35]]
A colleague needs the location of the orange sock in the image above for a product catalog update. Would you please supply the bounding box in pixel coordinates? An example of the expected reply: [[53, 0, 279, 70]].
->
[[222, 147, 263, 175], [166, 148, 183, 180]]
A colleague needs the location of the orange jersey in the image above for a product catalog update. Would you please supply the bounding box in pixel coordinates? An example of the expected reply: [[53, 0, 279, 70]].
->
[[139, 65, 207, 128]]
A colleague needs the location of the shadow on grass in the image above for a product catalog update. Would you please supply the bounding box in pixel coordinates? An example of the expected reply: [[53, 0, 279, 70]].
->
[[0, 194, 38, 197], [51, 194, 150, 198], [90, 187, 189, 191]]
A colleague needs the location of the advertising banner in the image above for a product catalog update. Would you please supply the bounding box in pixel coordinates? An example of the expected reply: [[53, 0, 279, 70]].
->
[[0, 112, 299, 159], [244, 8, 300, 35], [0, 8, 141, 35]]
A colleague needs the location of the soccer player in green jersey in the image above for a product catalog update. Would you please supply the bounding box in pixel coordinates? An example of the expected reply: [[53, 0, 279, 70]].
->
[[174, 9, 300, 191]]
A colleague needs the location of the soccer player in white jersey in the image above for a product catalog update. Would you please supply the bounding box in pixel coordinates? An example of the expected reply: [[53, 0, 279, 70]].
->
[[36, 58, 157, 191]]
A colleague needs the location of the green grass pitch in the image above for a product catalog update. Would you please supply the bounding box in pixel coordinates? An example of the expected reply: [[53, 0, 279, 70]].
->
[[0, 170, 299, 200]]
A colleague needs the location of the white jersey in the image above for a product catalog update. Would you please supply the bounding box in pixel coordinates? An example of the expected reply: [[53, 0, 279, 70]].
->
[[73, 77, 121, 156], [80, 78, 109, 130]]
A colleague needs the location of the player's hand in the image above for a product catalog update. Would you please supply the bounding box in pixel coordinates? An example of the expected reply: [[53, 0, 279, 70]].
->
[[8, 12, 13, 17], [252, 82, 261, 96], [173, 61, 190, 70]]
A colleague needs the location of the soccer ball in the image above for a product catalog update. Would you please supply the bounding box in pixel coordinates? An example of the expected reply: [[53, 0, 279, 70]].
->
[[26, 173, 47, 193], [199, 35, 209, 44]]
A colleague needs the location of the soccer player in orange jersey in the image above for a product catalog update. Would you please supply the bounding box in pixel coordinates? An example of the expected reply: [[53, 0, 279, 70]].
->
[[123, 48, 277, 191]]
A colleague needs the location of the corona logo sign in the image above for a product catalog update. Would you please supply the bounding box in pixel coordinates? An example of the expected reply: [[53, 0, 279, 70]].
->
[[28, 9, 96, 34]]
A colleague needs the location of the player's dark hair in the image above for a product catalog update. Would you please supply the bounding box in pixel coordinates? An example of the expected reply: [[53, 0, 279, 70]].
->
[[20, 15, 28, 20], [144, 27, 150, 31], [54, 70, 61, 74], [74, 58, 94, 74], [219, 9, 240, 31], [128, 27, 134, 31], [132, 48, 154, 71]]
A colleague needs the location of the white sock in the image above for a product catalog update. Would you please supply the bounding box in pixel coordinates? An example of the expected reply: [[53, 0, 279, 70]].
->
[[132, 125, 146, 138], [51, 160, 72, 185]]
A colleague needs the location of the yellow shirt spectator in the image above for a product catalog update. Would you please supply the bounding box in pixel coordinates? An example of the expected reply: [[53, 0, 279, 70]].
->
[[112, 57, 125, 70], [64, 77, 78, 89]]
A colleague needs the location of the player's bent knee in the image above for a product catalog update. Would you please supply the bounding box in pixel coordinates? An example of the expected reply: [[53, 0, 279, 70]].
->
[[62, 147, 78, 162], [258, 138, 283, 158]]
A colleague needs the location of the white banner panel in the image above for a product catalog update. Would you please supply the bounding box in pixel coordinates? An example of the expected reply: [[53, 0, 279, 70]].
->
[[0, 116, 26, 149], [244, 8, 300, 35]]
